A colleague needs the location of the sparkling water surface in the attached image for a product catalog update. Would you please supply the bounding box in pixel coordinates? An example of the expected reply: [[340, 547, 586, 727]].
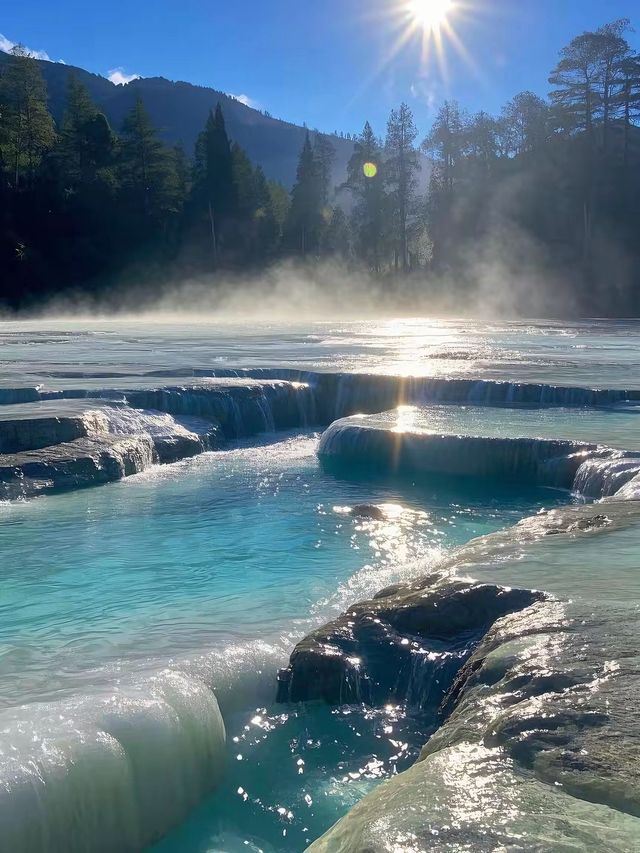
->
[[1, 317, 640, 388], [0, 432, 560, 708], [1, 317, 639, 852]]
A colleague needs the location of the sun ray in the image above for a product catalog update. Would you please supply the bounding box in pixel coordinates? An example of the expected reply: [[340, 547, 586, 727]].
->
[[342, 1, 477, 118]]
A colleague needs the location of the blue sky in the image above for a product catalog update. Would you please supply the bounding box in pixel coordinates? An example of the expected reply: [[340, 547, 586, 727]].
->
[[2, 1, 639, 137]]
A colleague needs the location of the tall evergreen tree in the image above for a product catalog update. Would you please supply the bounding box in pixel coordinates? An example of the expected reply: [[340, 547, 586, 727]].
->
[[118, 97, 182, 237], [252, 165, 280, 258], [344, 121, 386, 272], [0, 46, 56, 186], [594, 19, 632, 151], [385, 103, 420, 272], [499, 92, 549, 156], [313, 133, 335, 206], [619, 54, 640, 168], [193, 103, 236, 264], [283, 132, 323, 256], [58, 74, 115, 189]]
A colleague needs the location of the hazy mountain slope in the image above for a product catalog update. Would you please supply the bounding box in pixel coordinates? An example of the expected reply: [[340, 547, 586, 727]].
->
[[0, 53, 355, 188]]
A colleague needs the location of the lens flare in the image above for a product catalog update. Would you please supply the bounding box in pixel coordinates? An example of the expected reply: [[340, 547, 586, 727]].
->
[[363, 162, 378, 179]]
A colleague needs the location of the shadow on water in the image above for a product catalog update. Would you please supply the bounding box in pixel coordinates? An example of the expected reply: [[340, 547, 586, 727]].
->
[[319, 454, 576, 513]]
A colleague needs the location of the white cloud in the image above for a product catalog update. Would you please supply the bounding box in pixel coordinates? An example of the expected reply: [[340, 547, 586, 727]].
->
[[410, 76, 443, 113], [229, 93, 259, 109], [107, 67, 141, 86], [0, 32, 54, 61]]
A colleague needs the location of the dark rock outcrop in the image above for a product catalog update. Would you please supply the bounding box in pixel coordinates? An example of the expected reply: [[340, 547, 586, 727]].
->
[[277, 576, 544, 707]]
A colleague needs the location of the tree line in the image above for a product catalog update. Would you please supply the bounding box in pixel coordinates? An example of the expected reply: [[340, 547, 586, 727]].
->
[[1, 17, 640, 313]]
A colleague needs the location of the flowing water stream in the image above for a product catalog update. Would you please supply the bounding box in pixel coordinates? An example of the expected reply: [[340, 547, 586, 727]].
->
[[0, 318, 639, 851]]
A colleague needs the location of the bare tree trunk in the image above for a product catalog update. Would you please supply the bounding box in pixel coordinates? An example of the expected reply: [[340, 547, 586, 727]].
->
[[208, 201, 218, 266], [623, 79, 631, 171]]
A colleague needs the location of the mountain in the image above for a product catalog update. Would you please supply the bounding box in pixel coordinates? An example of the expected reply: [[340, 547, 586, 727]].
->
[[0, 53, 355, 189]]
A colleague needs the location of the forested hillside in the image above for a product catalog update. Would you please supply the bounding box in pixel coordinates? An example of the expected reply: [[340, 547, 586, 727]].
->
[[1, 18, 639, 315], [0, 51, 355, 189]]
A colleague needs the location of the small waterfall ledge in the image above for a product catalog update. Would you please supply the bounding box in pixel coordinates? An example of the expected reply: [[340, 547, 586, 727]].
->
[[318, 407, 640, 500], [0, 379, 316, 498], [2, 370, 640, 500]]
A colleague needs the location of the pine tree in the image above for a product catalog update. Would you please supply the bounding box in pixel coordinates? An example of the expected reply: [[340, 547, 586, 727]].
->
[[344, 121, 386, 272], [118, 97, 181, 232], [313, 133, 335, 206], [193, 103, 236, 264], [423, 101, 466, 271], [619, 54, 640, 169], [231, 141, 256, 219], [284, 132, 323, 256], [385, 103, 420, 272], [58, 74, 115, 188], [499, 92, 549, 156], [547, 23, 632, 144], [0, 46, 56, 186], [253, 165, 280, 258]]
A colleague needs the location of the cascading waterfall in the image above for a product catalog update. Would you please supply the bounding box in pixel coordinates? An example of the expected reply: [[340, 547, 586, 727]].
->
[[15, 371, 640, 422], [2, 335, 640, 853], [0, 640, 289, 853], [0, 671, 226, 853], [572, 451, 640, 498], [318, 411, 640, 500], [318, 418, 594, 489]]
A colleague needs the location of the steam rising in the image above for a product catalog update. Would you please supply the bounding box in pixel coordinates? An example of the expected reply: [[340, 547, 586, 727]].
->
[[9, 237, 592, 324]]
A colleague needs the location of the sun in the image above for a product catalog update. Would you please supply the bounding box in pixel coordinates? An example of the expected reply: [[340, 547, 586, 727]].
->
[[409, 0, 454, 32]]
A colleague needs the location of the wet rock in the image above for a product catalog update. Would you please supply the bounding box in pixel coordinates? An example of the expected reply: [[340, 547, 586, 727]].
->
[[0, 412, 108, 454], [349, 504, 386, 520], [0, 388, 41, 406], [307, 600, 640, 852], [0, 434, 155, 498], [277, 578, 544, 707]]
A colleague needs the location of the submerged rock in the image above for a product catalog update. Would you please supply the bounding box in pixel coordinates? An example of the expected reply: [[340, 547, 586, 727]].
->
[[349, 504, 386, 520]]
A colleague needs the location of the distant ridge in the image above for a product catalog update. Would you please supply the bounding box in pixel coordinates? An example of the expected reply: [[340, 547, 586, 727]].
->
[[0, 53, 355, 188]]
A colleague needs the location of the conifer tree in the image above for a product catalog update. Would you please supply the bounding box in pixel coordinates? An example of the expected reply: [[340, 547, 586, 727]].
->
[[253, 165, 280, 258], [58, 74, 115, 188], [0, 46, 56, 186], [193, 103, 236, 263], [118, 96, 181, 229], [284, 132, 323, 256], [345, 121, 386, 272], [313, 133, 335, 206], [385, 103, 420, 272]]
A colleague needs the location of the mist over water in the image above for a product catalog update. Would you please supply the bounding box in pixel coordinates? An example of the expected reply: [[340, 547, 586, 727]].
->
[[4, 246, 595, 324]]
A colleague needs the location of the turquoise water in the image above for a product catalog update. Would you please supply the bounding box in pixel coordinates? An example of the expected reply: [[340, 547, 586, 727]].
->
[[0, 429, 565, 852], [1, 317, 639, 852], [153, 702, 436, 853], [0, 431, 559, 708]]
